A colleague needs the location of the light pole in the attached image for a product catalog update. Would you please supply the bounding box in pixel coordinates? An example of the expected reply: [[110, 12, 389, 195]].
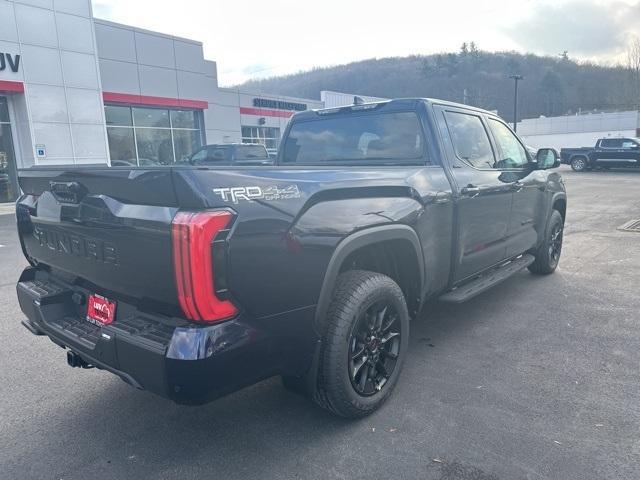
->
[[509, 74, 523, 131]]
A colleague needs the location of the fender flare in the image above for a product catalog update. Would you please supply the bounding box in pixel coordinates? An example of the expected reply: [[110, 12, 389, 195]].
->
[[314, 224, 425, 328]]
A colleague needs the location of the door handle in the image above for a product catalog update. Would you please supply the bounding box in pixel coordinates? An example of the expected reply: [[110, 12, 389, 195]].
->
[[511, 181, 525, 192], [461, 185, 481, 195]]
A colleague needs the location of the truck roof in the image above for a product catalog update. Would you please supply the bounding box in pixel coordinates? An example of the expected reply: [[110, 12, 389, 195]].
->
[[295, 97, 496, 121]]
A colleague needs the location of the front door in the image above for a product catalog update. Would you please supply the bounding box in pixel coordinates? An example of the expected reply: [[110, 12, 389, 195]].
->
[[435, 106, 514, 282], [0, 96, 18, 203], [486, 117, 541, 258]]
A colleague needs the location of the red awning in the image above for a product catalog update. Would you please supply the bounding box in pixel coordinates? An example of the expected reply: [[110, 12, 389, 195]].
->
[[0, 80, 24, 94], [102, 91, 208, 109]]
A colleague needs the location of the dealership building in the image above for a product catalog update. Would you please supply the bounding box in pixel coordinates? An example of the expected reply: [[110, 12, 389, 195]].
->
[[0, 0, 384, 203]]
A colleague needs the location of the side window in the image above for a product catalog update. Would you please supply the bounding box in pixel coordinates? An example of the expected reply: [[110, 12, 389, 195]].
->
[[443, 111, 495, 169], [621, 139, 637, 149], [487, 118, 529, 169], [600, 139, 622, 148]]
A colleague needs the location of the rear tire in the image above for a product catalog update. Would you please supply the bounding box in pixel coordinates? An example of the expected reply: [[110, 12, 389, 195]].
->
[[528, 210, 564, 275], [314, 270, 409, 418], [570, 156, 587, 172]]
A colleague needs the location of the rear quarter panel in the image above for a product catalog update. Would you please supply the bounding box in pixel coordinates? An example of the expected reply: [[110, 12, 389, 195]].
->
[[171, 166, 453, 319]]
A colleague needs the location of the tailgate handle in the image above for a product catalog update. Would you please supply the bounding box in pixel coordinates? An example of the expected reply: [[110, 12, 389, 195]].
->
[[49, 181, 87, 204]]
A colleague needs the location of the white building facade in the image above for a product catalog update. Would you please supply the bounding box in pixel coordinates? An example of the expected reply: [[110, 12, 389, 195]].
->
[[1, 0, 359, 203], [517, 111, 640, 151]]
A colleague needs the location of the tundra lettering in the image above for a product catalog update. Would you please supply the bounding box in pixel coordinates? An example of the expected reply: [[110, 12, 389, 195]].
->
[[33, 226, 119, 265]]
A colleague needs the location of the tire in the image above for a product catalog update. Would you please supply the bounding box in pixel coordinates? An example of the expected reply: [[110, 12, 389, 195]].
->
[[570, 156, 587, 172], [313, 270, 409, 418], [528, 210, 564, 275]]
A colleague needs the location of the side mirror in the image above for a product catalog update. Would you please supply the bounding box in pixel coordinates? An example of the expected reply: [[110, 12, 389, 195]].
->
[[536, 148, 560, 169]]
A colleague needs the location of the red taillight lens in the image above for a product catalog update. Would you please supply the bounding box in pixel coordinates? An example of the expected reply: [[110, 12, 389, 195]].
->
[[172, 210, 238, 322]]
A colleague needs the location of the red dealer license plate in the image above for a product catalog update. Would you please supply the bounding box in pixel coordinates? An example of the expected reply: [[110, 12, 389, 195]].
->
[[86, 294, 116, 326]]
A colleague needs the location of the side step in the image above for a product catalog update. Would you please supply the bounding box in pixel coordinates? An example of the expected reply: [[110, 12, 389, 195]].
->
[[439, 254, 535, 303]]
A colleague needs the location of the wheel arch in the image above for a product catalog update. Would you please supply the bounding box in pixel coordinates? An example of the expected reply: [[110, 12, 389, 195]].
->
[[314, 225, 425, 330], [551, 194, 567, 221]]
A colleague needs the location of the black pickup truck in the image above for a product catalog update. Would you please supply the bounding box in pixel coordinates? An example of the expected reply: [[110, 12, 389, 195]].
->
[[561, 137, 640, 171], [15, 99, 566, 418]]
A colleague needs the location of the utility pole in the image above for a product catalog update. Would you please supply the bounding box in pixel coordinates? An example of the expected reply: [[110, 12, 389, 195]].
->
[[509, 74, 523, 131]]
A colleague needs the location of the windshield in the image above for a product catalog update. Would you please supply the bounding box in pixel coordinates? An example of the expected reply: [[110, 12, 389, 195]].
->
[[281, 112, 425, 164]]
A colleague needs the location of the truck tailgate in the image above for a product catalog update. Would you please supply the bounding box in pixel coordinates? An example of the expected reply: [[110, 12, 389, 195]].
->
[[17, 168, 181, 312]]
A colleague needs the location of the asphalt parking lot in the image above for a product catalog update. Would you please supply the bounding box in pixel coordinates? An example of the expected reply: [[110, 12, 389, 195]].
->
[[1, 166, 639, 480]]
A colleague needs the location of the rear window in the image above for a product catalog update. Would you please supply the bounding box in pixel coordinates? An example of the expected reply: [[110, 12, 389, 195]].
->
[[235, 145, 269, 160], [281, 112, 425, 165], [190, 146, 231, 165]]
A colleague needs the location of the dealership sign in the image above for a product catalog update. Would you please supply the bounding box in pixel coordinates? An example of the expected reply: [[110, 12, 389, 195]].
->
[[0, 53, 20, 73], [253, 97, 307, 112]]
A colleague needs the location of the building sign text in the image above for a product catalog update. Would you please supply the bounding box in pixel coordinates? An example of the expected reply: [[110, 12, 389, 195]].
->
[[253, 98, 307, 112], [0, 53, 20, 73]]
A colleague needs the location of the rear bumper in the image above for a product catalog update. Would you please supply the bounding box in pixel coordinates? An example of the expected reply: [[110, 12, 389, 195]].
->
[[17, 267, 315, 404]]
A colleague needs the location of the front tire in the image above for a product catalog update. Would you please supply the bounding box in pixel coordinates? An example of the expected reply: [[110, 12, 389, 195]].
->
[[570, 156, 587, 172], [314, 270, 409, 418], [528, 210, 564, 275]]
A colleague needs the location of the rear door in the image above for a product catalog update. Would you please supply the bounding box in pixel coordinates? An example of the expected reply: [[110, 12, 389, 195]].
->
[[434, 105, 513, 281]]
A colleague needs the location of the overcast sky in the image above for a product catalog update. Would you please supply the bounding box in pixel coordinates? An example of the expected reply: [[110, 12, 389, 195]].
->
[[92, 0, 640, 86]]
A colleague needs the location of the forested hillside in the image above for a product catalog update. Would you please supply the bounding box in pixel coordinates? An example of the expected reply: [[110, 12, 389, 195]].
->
[[238, 48, 639, 122]]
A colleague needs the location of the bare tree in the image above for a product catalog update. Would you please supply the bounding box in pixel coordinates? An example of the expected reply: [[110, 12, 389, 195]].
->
[[626, 37, 640, 108]]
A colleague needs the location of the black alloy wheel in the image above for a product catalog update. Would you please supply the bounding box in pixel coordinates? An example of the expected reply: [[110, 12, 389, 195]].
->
[[312, 270, 410, 418], [548, 221, 563, 268], [349, 302, 401, 396], [528, 209, 564, 275]]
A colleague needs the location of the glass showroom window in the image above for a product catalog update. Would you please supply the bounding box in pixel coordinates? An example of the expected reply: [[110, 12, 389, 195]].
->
[[241, 126, 280, 154], [105, 105, 203, 166], [0, 97, 18, 202]]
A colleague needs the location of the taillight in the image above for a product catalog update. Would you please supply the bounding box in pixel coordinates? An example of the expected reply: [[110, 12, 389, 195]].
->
[[171, 210, 238, 322]]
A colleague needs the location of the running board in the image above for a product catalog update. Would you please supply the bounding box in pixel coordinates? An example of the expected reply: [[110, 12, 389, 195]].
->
[[439, 254, 535, 303]]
